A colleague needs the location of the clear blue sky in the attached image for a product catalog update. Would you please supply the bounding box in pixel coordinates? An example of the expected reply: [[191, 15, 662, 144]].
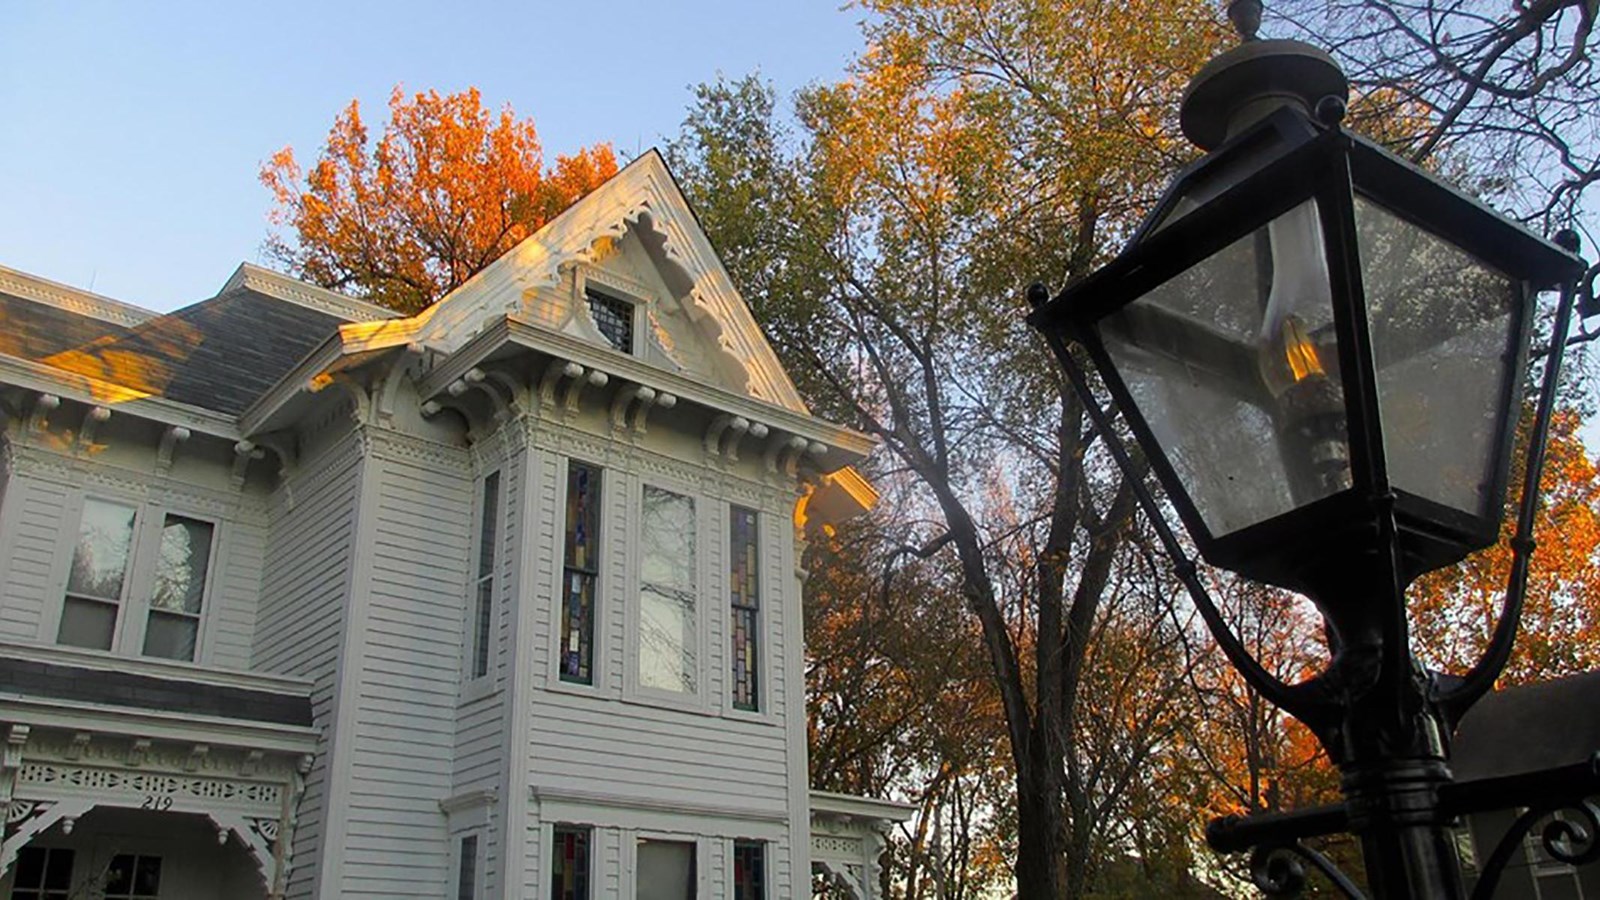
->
[[4, 2, 1596, 446], [0, 0, 864, 313]]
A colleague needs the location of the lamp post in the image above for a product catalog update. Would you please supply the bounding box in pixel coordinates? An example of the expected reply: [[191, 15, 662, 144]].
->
[[1025, 3, 1592, 897]]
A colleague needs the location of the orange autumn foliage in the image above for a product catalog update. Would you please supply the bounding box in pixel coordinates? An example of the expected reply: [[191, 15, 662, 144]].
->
[[1409, 408, 1600, 685], [262, 86, 618, 314]]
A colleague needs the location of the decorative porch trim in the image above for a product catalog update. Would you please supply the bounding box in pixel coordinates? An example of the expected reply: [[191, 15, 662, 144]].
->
[[529, 784, 790, 824], [1, 798, 94, 875]]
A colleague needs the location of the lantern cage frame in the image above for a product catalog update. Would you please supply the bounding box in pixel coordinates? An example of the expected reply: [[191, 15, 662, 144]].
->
[[1025, 66, 1594, 900]]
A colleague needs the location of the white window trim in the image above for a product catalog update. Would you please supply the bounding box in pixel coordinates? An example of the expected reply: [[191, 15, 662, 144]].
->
[[462, 469, 502, 701], [721, 503, 775, 725], [546, 456, 610, 698], [574, 264, 653, 357], [626, 831, 705, 900], [47, 492, 222, 665], [623, 475, 710, 713], [451, 831, 486, 900], [728, 838, 769, 900], [547, 821, 596, 900], [444, 791, 494, 899]]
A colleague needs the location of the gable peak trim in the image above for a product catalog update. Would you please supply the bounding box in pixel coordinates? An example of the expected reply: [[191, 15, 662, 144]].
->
[[411, 151, 808, 413], [0, 263, 157, 327], [222, 263, 400, 323]]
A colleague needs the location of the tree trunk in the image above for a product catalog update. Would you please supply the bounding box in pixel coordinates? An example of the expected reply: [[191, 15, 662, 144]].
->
[[1014, 731, 1069, 898]]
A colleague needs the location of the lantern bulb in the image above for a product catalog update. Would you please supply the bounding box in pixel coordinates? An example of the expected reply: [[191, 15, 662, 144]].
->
[[1282, 316, 1326, 383]]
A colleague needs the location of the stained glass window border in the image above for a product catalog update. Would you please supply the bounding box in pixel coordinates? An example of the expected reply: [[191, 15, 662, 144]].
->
[[560, 461, 601, 685], [733, 840, 765, 900], [729, 506, 761, 712], [551, 824, 592, 900]]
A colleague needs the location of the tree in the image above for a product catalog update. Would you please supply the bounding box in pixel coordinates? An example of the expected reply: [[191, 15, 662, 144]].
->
[[1273, 0, 1600, 356], [262, 86, 618, 314], [669, 0, 1230, 892], [1407, 409, 1600, 684], [803, 508, 1013, 899], [1277, 0, 1598, 232]]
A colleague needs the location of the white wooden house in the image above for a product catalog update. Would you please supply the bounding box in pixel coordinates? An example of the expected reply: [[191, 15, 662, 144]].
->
[[0, 152, 911, 899]]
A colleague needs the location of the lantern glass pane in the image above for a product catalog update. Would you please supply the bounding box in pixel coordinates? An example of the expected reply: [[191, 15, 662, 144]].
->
[[1355, 196, 1519, 519], [1103, 198, 1351, 536]]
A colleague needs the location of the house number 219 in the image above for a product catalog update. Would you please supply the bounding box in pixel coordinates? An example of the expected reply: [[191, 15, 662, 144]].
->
[[141, 795, 173, 811]]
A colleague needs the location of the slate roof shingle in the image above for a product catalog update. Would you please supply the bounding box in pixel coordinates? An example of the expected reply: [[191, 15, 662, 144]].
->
[[1, 286, 345, 417]]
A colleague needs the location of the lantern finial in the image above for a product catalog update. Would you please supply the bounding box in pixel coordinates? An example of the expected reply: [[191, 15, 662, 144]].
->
[[1227, 0, 1263, 41]]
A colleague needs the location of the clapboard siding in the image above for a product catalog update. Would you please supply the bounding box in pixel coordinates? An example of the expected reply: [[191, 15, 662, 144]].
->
[[455, 701, 501, 785], [337, 444, 472, 896], [0, 475, 63, 640], [258, 434, 363, 900], [204, 515, 265, 669]]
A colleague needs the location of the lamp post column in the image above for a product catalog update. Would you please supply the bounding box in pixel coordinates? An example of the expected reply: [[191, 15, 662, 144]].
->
[[1336, 680, 1465, 898]]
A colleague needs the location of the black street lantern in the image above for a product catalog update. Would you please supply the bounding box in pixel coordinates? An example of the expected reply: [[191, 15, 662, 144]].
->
[[1028, 6, 1591, 899]]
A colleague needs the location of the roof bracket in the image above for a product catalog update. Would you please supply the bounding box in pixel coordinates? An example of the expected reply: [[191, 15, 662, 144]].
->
[[155, 425, 191, 476], [73, 406, 110, 455]]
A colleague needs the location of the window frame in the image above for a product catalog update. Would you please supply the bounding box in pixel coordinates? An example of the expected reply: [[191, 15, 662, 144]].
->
[[552, 458, 604, 691], [464, 469, 502, 694], [51, 493, 221, 664], [455, 832, 483, 900], [731, 839, 766, 900], [101, 852, 163, 900], [574, 264, 650, 357], [549, 823, 594, 900], [630, 833, 702, 900], [727, 504, 763, 715], [625, 477, 708, 711], [141, 511, 218, 662], [10, 845, 76, 900]]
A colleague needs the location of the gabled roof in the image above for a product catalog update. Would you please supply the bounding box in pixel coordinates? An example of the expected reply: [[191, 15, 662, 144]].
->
[[343, 149, 810, 414], [0, 263, 157, 327], [2, 156, 874, 474], [0, 263, 382, 423]]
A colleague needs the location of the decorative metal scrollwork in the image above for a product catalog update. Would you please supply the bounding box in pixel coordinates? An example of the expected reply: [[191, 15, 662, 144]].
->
[[1250, 842, 1368, 899], [1473, 799, 1600, 900], [1540, 800, 1600, 865]]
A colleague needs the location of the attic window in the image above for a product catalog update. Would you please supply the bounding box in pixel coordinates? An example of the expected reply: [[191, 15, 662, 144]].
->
[[586, 289, 634, 354]]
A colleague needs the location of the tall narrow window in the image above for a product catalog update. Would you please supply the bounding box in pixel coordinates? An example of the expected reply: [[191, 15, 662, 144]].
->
[[59, 498, 137, 650], [457, 834, 480, 900], [11, 846, 74, 900], [640, 486, 696, 693], [729, 507, 760, 712], [551, 825, 590, 900], [143, 514, 214, 661], [733, 841, 765, 900], [561, 463, 600, 684], [472, 472, 501, 680]]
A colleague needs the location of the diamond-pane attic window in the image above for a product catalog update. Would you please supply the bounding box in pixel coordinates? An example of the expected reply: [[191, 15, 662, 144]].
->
[[586, 289, 635, 354]]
